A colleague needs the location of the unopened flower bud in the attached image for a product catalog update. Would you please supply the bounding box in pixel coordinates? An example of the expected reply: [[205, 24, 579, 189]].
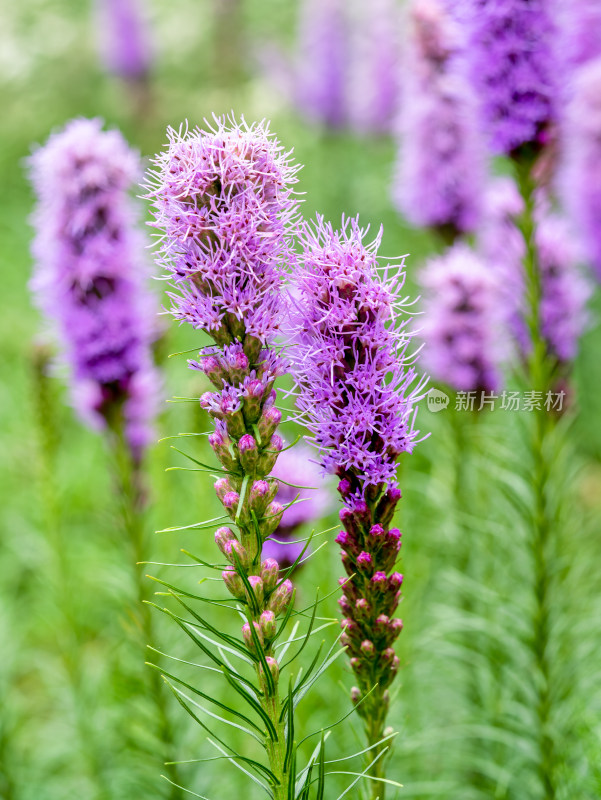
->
[[261, 558, 280, 592], [223, 346, 249, 384], [360, 639, 375, 657], [259, 610, 277, 641], [215, 526, 238, 557], [242, 379, 265, 423], [214, 477, 233, 502], [381, 647, 396, 664], [259, 501, 284, 538], [260, 656, 280, 692], [238, 434, 258, 473], [356, 551, 373, 574], [258, 434, 283, 473], [355, 598, 371, 618], [222, 491, 240, 517], [250, 479, 278, 517], [242, 621, 264, 652], [389, 572, 404, 590], [225, 539, 250, 570], [246, 575, 264, 608], [350, 686, 361, 705], [369, 524, 385, 539], [222, 568, 245, 600], [199, 356, 226, 387], [338, 594, 352, 614], [267, 578, 293, 615], [257, 405, 282, 441], [338, 478, 352, 497], [335, 530, 350, 548]]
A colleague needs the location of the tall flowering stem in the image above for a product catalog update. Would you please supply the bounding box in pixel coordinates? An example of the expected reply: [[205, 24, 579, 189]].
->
[[27, 118, 177, 795], [147, 118, 310, 799], [292, 217, 426, 799]]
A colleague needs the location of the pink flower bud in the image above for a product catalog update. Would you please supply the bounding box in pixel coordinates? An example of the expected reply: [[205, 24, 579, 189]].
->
[[259, 501, 284, 538], [215, 526, 237, 556], [224, 539, 250, 570], [357, 551, 373, 572], [222, 491, 240, 512], [369, 524, 385, 538], [238, 433, 258, 473], [246, 575, 264, 607], [389, 572, 403, 590], [338, 478, 352, 497], [242, 621, 264, 652], [267, 578, 293, 616], [259, 609, 277, 641], [261, 558, 280, 592], [257, 405, 282, 440], [360, 639, 375, 657], [222, 568, 245, 600], [260, 656, 280, 690], [214, 477, 232, 501]]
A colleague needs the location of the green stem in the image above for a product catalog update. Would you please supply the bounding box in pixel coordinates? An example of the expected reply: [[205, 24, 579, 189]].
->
[[515, 159, 556, 800], [32, 353, 112, 799], [109, 426, 184, 800]]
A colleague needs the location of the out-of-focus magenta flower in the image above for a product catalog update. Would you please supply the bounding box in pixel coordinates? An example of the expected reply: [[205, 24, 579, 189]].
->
[[558, 0, 601, 72], [419, 242, 506, 393], [462, 0, 556, 155], [96, 0, 152, 81], [394, 0, 485, 238], [28, 118, 160, 461], [347, 0, 401, 134], [561, 58, 601, 281], [537, 215, 591, 365], [262, 445, 331, 567], [295, 0, 348, 128]]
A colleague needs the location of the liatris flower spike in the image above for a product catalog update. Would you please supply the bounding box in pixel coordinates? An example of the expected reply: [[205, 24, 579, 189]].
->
[[291, 215, 426, 796], [262, 444, 331, 567], [462, 0, 555, 157], [28, 117, 160, 464], [394, 0, 485, 241], [147, 117, 336, 799], [96, 0, 152, 82], [419, 242, 506, 395]]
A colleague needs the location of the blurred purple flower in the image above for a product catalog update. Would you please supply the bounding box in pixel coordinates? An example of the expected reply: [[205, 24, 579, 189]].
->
[[96, 0, 152, 81], [557, 0, 601, 72], [419, 242, 506, 393], [463, 0, 556, 155], [393, 0, 485, 237], [295, 0, 348, 128], [347, 0, 401, 134], [28, 118, 160, 461], [262, 445, 331, 567], [537, 214, 591, 365], [561, 58, 601, 280]]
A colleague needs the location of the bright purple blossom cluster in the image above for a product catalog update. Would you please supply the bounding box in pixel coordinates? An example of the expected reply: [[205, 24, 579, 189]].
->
[[262, 445, 331, 567], [292, 215, 424, 735], [394, 0, 485, 238], [419, 242, 505, 394], [147, 117, 300, 707], [29, 117, 160, 461], [463, 0, 556, 155], [96, 0, 152, 81]]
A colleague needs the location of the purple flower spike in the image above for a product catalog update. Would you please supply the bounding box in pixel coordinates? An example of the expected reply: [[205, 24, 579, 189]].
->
[[394, 0, 485, 238], [295, 0, 348, 128], [462, 0, 556, 155], [291, 213, 425, 743], [562, 59, 601, 281], [28, 117, 160, 462], [419, 242, 507, 394], [96, 0, 152, 81]]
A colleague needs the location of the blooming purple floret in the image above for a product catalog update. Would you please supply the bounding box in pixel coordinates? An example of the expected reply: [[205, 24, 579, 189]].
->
[[419, 242, 506, 394], [28, 117, 160, 461], [394, 0, 485, 237], [295, 0, 347, 128], [561, 59, 601, 281], [96, 0, 152, 81], [292, 214, 425, 729], [463, 0, 556, 155], [262, 445, 331, 567]]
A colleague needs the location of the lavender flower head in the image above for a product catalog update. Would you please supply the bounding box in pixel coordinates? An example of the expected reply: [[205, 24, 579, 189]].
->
[[147, 117, 299, 343], [295, 0, 348, 128], [292, 215, 425, 736], [293, 216, 425, 489], [463, 0, 556, 155], [96, 0, 152, 81], [262, 445, 331, 567], [419, 242, 506, 394], [394, 0, 485, 238], [557, 0, 601, 72], [561, 58, 601, 280], [29, 117, 160, 460], [347, 0, 400, 135]]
